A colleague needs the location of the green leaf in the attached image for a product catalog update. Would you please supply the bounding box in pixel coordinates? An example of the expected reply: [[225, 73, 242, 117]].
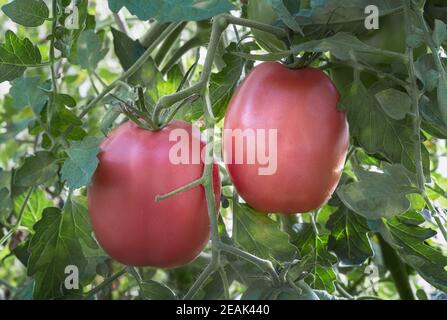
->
[[100, 105, 121, 136], [290, 223, 337, 292], [337, 164, 416, 220], [290, 32, 388, 62], [28, 197, 102, 299], [10, 77, 48, 113], [108, 0, 235, 22], [14, 151, 59, 187], [233, 203, 298, 263], [2, 0, 49, 27], [61, 137, 101, 189], [0, 168, 12, 223], [437, 74, 447, 124], [39, 88, 77, 108], [326, 205, 374, 266], [415, 54, 440, 92], [433, 19, 447, 47], [76, 30, 108, 70], [14, 188, 52, 231], [380, 215, 447, 292], [140, 281, 177, 300], [54, 0, 90, 60], [406, 32, 425, 49], [0, 30, 42, 83], [375, 88, 412, 120], [49, 106, 86, 141], [340, 81, 430, 175], [269, 0, 303, 34], [111, 27, 145, 71], [420, 94, 447, 139]]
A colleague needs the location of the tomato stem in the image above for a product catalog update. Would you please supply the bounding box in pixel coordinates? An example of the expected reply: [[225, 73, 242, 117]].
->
[[155, 178, 204, 202]]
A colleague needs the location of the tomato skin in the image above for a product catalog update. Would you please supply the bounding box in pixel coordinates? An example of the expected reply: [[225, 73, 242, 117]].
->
[[88, 120, 220, 268], [224, 62, 348, 214]]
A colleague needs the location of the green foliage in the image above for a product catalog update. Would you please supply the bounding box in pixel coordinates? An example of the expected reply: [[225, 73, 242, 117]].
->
[[0, 30, 42, 83], [108, 0, 235, 22], [326, 205, 374, 266], [61, 137, 101, 190], [233, 203, 297, 263], [14, 151, 59, 187], [2, 0, 49, 27], [337, 164, 417, 219], [290, 223, 337, 292], [27, 197, 103, 299], [0, 0, 447, 301]]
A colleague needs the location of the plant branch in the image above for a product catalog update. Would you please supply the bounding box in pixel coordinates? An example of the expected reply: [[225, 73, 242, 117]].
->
[[152, 13, 288, 128], [218, 242, 280, 286], [155, 21, 187, 66], [85, 267, 128, 300], [0, 187, 34, 247], [161, 36, 204, 74], [378, 234, 415, 300]]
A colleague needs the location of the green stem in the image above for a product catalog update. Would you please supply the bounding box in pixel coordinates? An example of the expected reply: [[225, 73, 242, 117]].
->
[[85, 267, 128, 300], [219, 267, 230, 299], [155, 178, 204, 201], [155, 21, 187, 66], [161, 36, 203, 74], [424, 195, 447, 242], [279, 214, 297, 235], [152, 13, 288, 128], [403, 1, 447, 243], [378, 234, 415, 300], [140, 22, 172, 48], [0, 187, 34, 247], [218, 242, 280, 286]]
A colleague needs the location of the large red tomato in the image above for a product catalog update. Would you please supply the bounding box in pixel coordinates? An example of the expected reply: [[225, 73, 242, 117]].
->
[[88, 120, 220, 267], [224, 62, 348, 214]]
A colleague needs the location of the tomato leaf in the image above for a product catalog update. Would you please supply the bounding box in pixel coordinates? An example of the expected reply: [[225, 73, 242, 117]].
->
[[233, 203, 298, 263], [290, 223, 337, 292], [269, 0, 303, 35], [2, 0, 49, 27], [340, 81, 430, 175], [375, 214, 447, 292], [111, 27, 146, 71], [140, 281, 177, 300], [14, 188, 52, 232], [9, 77, 48, 113], [415, 54, 440, 92], [108, 0, 235, 22], [326, 204, 374, 266], [375, 88, 412, 120], [76, 30, 108, 70], [61, 137, 101, 190], [337, 164, 417, 220], [0, 169, 12, 223], [432, 19, 447, 47], [14, 151, 59, 187], [27, 197, 103, 299], [0, 30, 42, 83], [290, 32, 387, 62]]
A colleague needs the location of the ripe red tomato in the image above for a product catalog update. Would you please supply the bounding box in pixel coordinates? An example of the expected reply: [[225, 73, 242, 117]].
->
[[88, 120, 220, 267], [224, 62, 349, 214]]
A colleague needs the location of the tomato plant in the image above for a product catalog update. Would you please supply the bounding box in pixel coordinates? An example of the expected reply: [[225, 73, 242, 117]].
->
[[0, 0, 447, 302]]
